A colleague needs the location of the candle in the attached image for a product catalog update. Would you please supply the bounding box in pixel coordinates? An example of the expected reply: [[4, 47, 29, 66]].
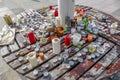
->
[[42, 6, 47, 11], [49, 5, 53, 10], [27, 52, 38, 67], [55, 26, 64, 37], [89, 45, 96, 53], [39, 53, 44, 60], [54, 9, 58, 17], [80, 9, 85, 16], [110, 22, 118, 34], [52, 38, 61, 54], [27, 32, 36, 44], [55, 17, 62, 26], [3, 14, 13, 25], [64, 35, 71, 46], [71, 33, 81, 46], [87, 34, 93, 42]]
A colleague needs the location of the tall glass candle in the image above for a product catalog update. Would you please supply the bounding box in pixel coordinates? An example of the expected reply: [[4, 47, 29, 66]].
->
[[64, 35, 71, 46], [39, 53, 44, 60]]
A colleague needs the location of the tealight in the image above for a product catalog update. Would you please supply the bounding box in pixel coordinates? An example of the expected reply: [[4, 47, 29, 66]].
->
[[78, 57, 84, 63], [69, 61, 74, 66], [89, 45, 96, 53], [43, 71, 49, 77]]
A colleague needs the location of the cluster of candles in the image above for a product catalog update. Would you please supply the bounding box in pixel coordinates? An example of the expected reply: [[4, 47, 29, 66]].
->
[[26, 30, 95, 68]]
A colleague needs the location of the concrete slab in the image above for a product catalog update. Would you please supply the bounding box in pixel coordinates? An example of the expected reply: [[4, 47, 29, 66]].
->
[[0, 56, 21, 80], [112, 8, 120, 20], [0, 17, 6, 30], [0, 7, 14, 17], [12, 0, 57, 9]]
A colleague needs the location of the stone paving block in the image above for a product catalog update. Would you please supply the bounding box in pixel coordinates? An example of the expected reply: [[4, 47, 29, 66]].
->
[[112, 8, 120, 20], [9, 42, 19, 52], [9, 59, 28, 69], [4, 53, 17, 63], [0, 46, 10, 57], [0, 56, 22, 80], [15, 33, 27, 48], [102, 4, 119, 13]]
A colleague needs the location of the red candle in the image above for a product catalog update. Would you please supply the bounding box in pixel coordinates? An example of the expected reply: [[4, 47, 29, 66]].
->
[[54, 9, 58, 17], [49, 5, 53, 10], [27, 32, 36, 44], [104, 25, 108, 29], [79, 8, 85, 16], [64, 35, 71, 46]]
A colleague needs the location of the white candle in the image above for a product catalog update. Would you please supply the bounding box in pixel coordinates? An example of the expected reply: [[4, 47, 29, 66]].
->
[[52, 38, 61, 54], [27, 52, 38, 68], [55, 17, 63, 26]]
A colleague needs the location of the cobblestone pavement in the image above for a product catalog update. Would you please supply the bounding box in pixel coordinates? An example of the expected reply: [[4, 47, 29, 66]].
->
[[0, 0, 120, 80]]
